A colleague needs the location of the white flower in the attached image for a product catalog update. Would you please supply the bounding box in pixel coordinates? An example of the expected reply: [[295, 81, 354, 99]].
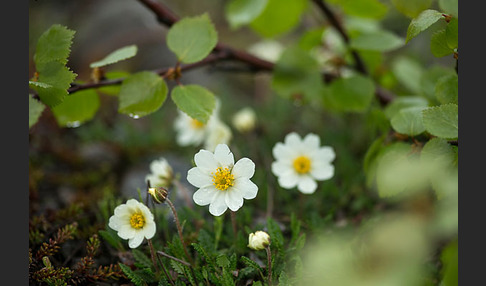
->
[[204, 120, 232, 152], [248, 231, 271, 250], [272, 132, 335, 194], [108, 199, 156, 248], [145, 157, 173, 188], [248, 40, 284, 63], [232, 107, 257, 133], [173, 110, 215, 147], [187, 144, 258, 216]]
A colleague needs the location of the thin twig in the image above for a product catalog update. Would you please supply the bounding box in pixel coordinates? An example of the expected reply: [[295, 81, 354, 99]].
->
[[147, 239, 160, 273], [157, 250, 192, 267], [266, 246, 273, 286]]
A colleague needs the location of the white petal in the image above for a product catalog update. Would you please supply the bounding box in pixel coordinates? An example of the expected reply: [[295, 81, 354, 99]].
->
[[311, 146, 336, 163], [234, 178, 258, 199], [271, 161, 293, 177], [272, 143, 295, 161], [194, 149, 218, 171], [284, 132, 303, 150], [108, 216, 122, 230], [193, 187, 218, 206], [278, 171, 299, 189], [303, 133, 320, 150], [311, 164, 334, 181], [225, 189, 244, 212], [118, 224, 136, 239], [143, 222, 156, 239], [209, 192, 228, 216], [187, 167, 213, 188], [232, 158, 255, 179], [214, 144, 234, 167], [128, 234, 144, 248], [297, 176, 318, 194]]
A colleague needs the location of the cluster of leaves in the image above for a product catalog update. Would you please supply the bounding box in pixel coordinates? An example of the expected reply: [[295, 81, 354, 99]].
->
[[29, 203, 125, 285], [29, 0, 458, 285]]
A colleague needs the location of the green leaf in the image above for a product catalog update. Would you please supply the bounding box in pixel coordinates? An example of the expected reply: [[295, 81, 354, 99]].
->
[[29, 96, 46, 129], [240, 256, 264, 274], [390, 106, 426, 136], [430, 29, 454, 57], [439, 0, 458, 18], [98, 229, 124, 251], [335, 0, 388, 20], [271, 46, 325, 101], [441, 239, 458, 286], [167, 13, 218, 64], [325, 74, 375, 112], [225, 0, 268, 29], [119, 263, 146, 286], [118, 71, 168, 118], [267, 217, 284, 250], [392, 0, 434, 18], [435, 74, 458, 104], [421, 138, 455, 168], [171, 84, 216, 124], [420, 66, 455, 101], [422, 104, 458, 139], [52, 89, 100, 127], [279, 271, 292, 286], [298, 28, 325, 51], [216, 254, 231, 268], [250, 0, 307, 38], [90, 45, 138, 68], [35, 61, 77, 107], [391, 56, 424, 93], [350, 30, 404, 52], [445, 18, 458, 49], [132, 249, 153, 269], [384, 96, 429, 120], [34, 24, 75, 65], [29, 81, 52, 89], [97, 70, 130, 96], [406, 9, 444, 43]]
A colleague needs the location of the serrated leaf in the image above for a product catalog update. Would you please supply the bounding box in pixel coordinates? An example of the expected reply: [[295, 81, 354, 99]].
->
[[420, 66, 455, 101], [325, 74, 375, 112], [391, 56, 424, 93], [240, 256, 264, 274], [171, 84, 216, 124], [431, 29, 454, 57], [132, 249, 153, 269], [119, 263, 146, 286], [384, 96, 429, 119], [406, 9, 444, 43], [29, 96, 46, 129], [392, 0, 434, 18], [435, 74, 458, 104], [421, 138, 455, 167], [422, 104, 458, 139], [52, 89, 100, 127], [350, 30, 404, 52], [118, 71, 168, 118], [279, 271, 291, 286], [225, 0, 268, 29], [167, 14, 218, 64], [29, 81, 52, 89], [390, 106, 426, 136], [34, 24, 75, 65], [267, 217, 284, 250], [216, 254, 230, 268], [445, 18, 458, 49], [439, 0, 458, 18], [35, 61, 77, 107], [271, 45, 325, 101], [90, 45, 138, 68], [250, 0, 307, 38], [170, 260, 185, 275]]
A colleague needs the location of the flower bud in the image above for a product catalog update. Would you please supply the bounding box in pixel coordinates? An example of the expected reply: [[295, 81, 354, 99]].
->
[[232, 107, 257, 133], [148, 187, 168, 204], [248, 231, 270, 250]]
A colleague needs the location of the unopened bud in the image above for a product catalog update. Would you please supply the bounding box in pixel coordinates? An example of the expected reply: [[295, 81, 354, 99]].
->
[[248, 231, 270, 250], [232, 107, 257, 133], [148, 187, 168, 204]]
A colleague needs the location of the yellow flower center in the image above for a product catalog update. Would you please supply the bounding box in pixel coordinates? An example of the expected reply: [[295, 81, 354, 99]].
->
[[212, 167, 235, 191], [129, 212, 145, 229], [191, 119, 205, 129], [293, 156, 311, 174]]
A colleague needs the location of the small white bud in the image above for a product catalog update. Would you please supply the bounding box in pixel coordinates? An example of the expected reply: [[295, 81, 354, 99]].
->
[[248, 231, 271, 250], [232, 107, 257, 133]]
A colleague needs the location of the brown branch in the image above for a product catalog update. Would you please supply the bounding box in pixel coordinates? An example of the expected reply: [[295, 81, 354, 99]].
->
[[311, 0, 368, 75]]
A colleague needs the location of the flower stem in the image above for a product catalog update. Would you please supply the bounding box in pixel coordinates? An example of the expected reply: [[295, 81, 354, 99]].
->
[[155, 252, 176, 286], [266, 246, 273, 286], [147, 239, 160, 273], [165, 198, 193, 266], [230, 210, 238, 238]]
